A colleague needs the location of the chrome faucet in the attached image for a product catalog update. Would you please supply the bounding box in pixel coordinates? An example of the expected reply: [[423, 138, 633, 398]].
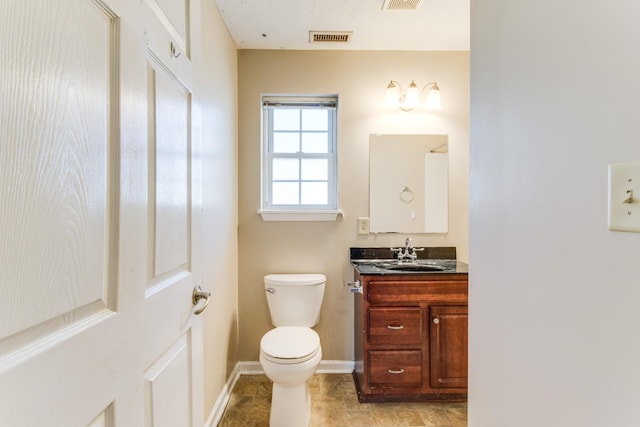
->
[[391, 237, 424, 263], [404, 237, 412, 255]]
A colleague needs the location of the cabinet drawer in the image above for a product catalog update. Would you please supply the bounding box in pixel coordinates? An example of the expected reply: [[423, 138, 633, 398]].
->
[[368, 307, 422, 345], [368, 350, 422, 387], [368, 279, 467, 304]]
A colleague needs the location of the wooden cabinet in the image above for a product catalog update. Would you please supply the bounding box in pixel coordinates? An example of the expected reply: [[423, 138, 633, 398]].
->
[[353, 272, 468, 402]]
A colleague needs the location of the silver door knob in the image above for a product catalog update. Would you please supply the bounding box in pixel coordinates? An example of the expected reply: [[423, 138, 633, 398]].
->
[[192, 285, 211, 315], [432, 317, 440, 325]]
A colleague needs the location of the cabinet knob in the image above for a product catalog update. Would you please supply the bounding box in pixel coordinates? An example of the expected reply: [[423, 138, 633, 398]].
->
[[387, 325, 404, 330], [387, 368, 405, 374], [432, 317, 440, 325]]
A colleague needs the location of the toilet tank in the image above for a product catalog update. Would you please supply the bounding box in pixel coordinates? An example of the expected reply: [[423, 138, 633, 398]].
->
[[264, 274, 326, 327]]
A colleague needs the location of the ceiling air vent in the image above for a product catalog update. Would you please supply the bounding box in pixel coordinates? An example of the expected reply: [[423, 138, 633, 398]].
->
[[309, 31, 353, 44], [382, 0, 423, 10]]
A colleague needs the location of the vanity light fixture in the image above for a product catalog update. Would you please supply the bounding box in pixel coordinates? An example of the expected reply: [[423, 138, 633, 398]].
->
[[384, 80, 441, 112]]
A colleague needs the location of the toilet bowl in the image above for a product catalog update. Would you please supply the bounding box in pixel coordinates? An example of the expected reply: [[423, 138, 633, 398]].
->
[[259, 274, 326, 427], [260, 327, 322, 427]]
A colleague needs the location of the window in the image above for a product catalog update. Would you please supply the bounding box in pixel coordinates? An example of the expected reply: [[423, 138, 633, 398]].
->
[[259, 95, 341, 221]]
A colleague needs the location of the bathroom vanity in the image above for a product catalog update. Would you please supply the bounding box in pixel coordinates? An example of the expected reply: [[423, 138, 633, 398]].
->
[[350, 247, 468, 402]]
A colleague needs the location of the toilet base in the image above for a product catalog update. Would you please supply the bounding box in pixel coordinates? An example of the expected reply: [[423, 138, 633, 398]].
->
[[259, 328, 322, 427], [269, 382, 311, 427]]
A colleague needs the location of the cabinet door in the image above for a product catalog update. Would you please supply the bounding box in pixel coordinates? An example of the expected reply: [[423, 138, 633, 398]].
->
[[429, 305, 468, 389]]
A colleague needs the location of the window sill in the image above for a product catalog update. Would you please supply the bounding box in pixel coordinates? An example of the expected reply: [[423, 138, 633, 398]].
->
[[258, 209, 343, 222]]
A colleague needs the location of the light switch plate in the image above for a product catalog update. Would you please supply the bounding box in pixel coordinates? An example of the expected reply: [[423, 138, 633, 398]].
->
[[357, 217, 370, 235], [608, 162, 640, 232]]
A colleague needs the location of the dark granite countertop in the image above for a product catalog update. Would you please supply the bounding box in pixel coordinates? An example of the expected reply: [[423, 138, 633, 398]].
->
[[350, 247, 469, 276]]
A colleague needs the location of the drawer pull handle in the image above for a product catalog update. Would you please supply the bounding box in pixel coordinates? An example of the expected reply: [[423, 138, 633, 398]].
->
[[387, 325, 404, 330], [387, 368, 405, 374]]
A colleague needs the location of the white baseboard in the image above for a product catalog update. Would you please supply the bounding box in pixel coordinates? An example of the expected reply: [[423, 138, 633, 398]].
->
[[205, 360, 354, 425], [316, 359, 355, 374], [236, 360, 263, 374], [204, 364, 240, 427], [236, 359, 355, 375]]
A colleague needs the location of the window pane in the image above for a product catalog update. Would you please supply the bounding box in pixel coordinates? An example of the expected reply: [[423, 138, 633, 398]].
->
[[302, 109, 328, 131], [301, 182, 327, 205], [262, 95, 338, 212], [273, 109, 300, 131], [301, 159, 327, 180], [273, 158, 299, 180], [301, 132, 328, 153], [273, 182, 299, 204], [273, 132, 299, 153]]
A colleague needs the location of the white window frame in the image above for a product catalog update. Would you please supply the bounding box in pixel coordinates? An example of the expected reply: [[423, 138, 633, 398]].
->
[[259, 94, 342, 221]]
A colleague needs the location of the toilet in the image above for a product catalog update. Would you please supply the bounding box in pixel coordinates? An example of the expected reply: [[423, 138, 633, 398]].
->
[[259, 273, 325, 427]]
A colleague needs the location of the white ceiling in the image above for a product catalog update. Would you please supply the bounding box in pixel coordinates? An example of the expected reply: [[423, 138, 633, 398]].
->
[[214, 0, 469, 51]]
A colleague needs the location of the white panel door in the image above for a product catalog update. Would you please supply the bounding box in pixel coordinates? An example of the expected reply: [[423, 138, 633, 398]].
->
[[0, 0, 205, 426]]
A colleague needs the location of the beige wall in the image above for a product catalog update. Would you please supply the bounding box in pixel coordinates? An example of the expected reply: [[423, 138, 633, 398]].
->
[[238, 50, 469, 361], [197, 0, 239, 418]]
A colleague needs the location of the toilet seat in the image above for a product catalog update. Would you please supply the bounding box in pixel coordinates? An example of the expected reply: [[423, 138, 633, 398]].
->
[[260, 327, 320, 365]]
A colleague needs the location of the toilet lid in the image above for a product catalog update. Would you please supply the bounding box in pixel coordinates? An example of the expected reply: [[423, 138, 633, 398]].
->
[[260, 327, 320, 360]]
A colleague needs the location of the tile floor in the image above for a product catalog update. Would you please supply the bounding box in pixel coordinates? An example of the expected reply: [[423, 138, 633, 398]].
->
[[218, 373, 467, 427]]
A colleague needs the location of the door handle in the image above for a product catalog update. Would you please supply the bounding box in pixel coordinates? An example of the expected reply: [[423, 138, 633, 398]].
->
[[192, 285, 211, 315]]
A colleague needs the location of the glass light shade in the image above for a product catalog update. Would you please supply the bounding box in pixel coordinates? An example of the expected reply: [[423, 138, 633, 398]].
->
[[384, 81, 400, 107], [424, 83, 442, 110], [403, 80, 420, 110]]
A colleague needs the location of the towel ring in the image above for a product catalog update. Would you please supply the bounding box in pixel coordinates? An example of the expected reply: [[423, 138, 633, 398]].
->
[[399, 186, 414, 203]]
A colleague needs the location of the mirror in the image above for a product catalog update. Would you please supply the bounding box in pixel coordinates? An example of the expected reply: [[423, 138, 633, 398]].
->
[[369, 134, 448, 233]]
